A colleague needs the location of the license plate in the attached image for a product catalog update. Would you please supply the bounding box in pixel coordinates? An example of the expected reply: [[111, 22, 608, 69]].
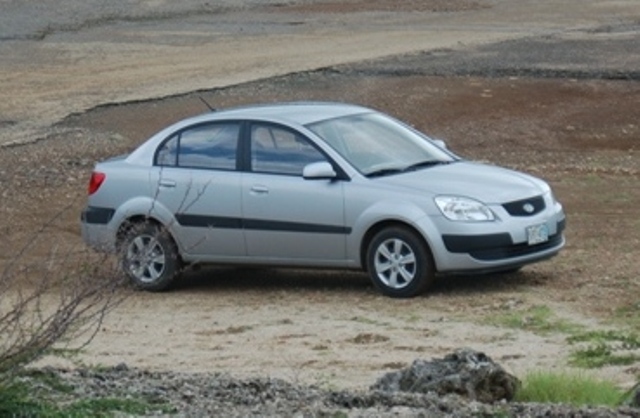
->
[[526, 223, 549, 245]]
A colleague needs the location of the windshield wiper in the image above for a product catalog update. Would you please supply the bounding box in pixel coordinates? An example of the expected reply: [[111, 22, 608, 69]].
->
[[402, 160, 452, 172], [365, 167, 404, 178], [366, 160, 454, 178]]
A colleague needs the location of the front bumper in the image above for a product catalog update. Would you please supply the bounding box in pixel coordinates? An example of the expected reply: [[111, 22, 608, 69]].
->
[[422, 193, 566, 273], [442, 218, 565, 261]]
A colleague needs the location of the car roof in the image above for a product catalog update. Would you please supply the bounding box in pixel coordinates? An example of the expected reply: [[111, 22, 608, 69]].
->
[[190, 101, 373, 126], [123, 102, 376, 166]]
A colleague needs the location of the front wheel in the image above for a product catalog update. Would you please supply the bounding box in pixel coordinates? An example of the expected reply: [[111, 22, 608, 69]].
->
[[366, 226, 435, 298], [120, 222, 181, 291]]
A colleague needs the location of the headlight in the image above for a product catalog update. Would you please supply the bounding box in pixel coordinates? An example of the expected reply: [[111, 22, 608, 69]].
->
[[434, 196, 495, 222]]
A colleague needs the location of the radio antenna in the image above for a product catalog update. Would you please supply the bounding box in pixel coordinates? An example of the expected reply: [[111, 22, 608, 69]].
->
[[199, 96, 216, 112]]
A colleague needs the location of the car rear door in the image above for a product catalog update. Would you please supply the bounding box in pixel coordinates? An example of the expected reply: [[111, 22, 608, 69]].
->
[[150, 121, 246, 258], [242, 123, 348, 262]]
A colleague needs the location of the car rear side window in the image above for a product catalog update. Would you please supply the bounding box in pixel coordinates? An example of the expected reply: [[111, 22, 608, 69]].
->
[[156, 123, 240, 170], [156, 135, 178, 166], [250, 124, 325, 176]]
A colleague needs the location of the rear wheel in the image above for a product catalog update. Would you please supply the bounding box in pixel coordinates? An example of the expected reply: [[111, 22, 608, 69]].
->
[[120, 222, 181, 291], [366, 226, 435, 298]]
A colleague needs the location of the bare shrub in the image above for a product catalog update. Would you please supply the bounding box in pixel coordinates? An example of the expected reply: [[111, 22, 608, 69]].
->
[[0, 205, 126, 384]]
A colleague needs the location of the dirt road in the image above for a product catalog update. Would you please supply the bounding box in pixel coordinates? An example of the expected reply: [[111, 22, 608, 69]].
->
[[1, 0, 639, 146], [2, 0, 640, 394]]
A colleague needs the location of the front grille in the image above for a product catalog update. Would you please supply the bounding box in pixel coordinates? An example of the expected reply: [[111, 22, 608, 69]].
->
[[502, 195, 545, 217]]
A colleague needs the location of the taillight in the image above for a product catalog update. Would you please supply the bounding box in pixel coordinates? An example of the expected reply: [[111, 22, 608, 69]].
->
[[88, 172, 106, 195]]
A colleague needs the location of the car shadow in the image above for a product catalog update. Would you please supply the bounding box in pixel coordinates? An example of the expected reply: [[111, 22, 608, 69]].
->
[[172, 266, 373, 294], [430, 268, 554, 296], [168, 265, 552, 296]]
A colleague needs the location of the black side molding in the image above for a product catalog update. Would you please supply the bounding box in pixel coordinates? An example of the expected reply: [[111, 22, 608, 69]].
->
[[81, 206, 115, 224]]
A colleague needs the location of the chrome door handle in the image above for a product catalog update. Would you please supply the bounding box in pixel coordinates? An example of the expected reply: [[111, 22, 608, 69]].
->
[[159, 179, 176, 188], [250, 185, 269, 195]]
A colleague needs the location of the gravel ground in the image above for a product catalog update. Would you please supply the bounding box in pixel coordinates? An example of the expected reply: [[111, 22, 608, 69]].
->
[[336, 24, 640, 80], [20, 364, 640, 417]]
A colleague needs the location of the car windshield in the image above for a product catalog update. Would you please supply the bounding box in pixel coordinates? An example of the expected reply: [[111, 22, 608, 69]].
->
[[306, 112, 456, 176]]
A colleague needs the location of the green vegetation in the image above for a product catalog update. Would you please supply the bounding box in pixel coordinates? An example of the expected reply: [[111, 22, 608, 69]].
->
[[0, 382, 49, 417], [485, 305, 582, 335], [484, 302, 640, 370], [515, 370, 625, 407], [568, 330, 640, 368], [614, 301, 640, 331], [63, 397, 168, 417], [485, 302, 640, 392], [22, 369, 75, 394], [0, 373, 174, 418]]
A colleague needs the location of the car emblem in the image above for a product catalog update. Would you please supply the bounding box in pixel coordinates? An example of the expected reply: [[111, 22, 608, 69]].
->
[[523, 203, 535, 214]]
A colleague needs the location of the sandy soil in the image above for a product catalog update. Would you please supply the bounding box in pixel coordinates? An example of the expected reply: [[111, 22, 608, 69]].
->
[[1, 0, 640, 394]]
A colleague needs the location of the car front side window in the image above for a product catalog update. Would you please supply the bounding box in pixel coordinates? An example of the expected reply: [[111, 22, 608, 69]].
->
[[250, 124, 325, 176]]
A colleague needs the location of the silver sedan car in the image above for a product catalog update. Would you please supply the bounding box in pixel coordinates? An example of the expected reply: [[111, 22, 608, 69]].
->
[[81, 102, 565, 298]]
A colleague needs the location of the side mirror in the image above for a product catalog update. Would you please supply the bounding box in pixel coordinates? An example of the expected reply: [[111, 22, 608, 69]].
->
[[303, 161, 336, 180], [432, 139, 447, 149]]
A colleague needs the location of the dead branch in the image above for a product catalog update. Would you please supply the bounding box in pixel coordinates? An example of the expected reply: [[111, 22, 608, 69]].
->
[[0, 205, 127, 384]]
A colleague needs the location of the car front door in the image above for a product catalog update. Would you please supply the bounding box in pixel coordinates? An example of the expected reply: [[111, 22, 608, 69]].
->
[[242, 123, 347, 262], [150, 121, 245, 258]]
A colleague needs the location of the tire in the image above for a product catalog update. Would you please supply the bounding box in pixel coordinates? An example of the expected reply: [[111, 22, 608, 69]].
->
[[366, 226, 435, 298], [120, 222, 181, 291]]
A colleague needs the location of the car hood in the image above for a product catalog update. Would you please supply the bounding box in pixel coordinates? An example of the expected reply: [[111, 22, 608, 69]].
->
[[377, 161, 548, 203]]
